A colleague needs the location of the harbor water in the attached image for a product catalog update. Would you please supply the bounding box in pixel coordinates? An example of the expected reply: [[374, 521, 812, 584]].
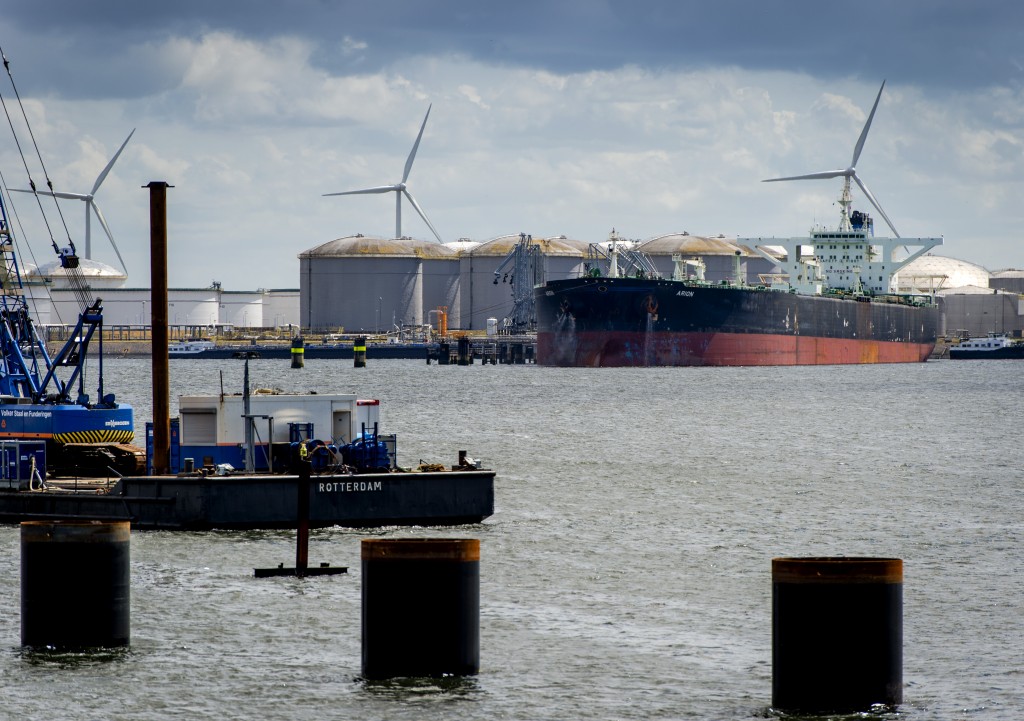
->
[[1, 358, 1021, 720]]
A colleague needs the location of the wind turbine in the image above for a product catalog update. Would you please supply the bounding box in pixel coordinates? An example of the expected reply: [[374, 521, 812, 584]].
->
[[764, 82, 900, 237], [323, 105, 443, 243], [12, 129, 135, 273]]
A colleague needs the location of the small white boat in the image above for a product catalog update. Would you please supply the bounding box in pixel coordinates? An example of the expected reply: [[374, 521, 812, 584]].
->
[[169, 339, 216, 356], [949, 333, 1024, 360]]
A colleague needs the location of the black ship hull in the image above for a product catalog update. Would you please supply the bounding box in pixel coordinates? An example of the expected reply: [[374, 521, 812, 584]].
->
[[535, 277, 938, 367], [0, 469, 495, 530]]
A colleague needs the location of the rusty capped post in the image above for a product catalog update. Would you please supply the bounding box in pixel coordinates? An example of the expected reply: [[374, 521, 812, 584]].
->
[[21, 521, 131, 649], [772, 557, 903, 714], [147, 181, 172, 474], [362, 538, 480, 679]]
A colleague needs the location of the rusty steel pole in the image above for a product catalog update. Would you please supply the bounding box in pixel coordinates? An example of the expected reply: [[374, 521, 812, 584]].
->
[[147, 182, 172, 474]]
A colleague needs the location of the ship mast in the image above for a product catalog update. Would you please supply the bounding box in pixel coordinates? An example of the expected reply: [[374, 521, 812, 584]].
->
[[837, 176, 854, 232]]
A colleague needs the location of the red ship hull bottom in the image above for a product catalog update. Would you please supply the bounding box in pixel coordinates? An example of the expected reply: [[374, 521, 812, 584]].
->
[[537, 331, 935, 367]]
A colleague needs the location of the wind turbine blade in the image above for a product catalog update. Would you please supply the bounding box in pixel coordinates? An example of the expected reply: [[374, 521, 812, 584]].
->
[[92, 128, 135, 194], [763, 169, 849, 182], [9, 188, 89, 201], [403, 189, 443, 243], [402, 104, 432, 184], [91, 201, 128, 274], [323, 185, 399, 197], [853, 175, 899, 237], [851, 81, 885, 168]]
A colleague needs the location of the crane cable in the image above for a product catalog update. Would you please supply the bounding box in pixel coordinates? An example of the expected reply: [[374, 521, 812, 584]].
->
[[0, 44, 93, 310]]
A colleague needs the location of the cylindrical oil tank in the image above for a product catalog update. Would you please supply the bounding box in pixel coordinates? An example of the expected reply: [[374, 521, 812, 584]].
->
[[299, 235, 457, 332]]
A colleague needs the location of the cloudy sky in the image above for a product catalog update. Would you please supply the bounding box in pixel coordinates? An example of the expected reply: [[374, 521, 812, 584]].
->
[[0, 1, 1021, 290]]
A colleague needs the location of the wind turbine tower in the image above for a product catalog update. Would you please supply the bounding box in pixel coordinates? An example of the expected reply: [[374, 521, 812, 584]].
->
[[324, 105, 443, 243], [763, 81, 900, 237], [12, 129, 135, 274]]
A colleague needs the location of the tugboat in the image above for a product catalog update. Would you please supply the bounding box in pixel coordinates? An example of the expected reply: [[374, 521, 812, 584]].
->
[[949, 334, 1024, 360]]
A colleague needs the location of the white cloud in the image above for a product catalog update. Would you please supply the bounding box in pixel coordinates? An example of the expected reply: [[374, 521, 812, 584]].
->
[[4, 29, 1020, 290]]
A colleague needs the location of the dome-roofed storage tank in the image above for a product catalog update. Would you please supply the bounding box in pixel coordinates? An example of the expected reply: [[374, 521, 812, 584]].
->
[[894, 254, 991, 294], [299, 235, 458, 332], [29, 258, 127, 289]]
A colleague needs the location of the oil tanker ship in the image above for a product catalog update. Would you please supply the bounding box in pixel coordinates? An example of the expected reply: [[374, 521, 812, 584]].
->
[[536, 204, 943, 367], [534, 219, 942, 367], [535, 81, 945, 368]]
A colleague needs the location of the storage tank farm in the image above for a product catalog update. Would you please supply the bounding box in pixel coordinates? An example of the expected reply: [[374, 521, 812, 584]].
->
[[298, 230, 816, 334], [635, 232, 775, 283], [298, 234, 458, 332]]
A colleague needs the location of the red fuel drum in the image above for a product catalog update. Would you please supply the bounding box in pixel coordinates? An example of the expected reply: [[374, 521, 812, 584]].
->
[[361, 538, 479, 679], [772, 557, 903, 714], [21, 520, 131, 649]]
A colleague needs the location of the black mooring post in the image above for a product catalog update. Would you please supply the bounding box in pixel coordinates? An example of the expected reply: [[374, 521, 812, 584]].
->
[[295, 460, 311, 572], [254, 460, 346, 578], [361, 538, 480, 679], [772, 557, 903, 715], [22, 520, 131, 649]]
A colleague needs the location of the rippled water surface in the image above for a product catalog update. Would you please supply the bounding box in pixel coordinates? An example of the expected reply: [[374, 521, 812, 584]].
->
[[1, 357, 1022, 720]]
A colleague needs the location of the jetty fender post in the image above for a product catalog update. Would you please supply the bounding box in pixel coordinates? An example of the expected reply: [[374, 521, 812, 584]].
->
[[772, 557, 903, 715], [21, 521, 131, 649], [457, 336, 470, 365], [354, 336, 366, 368], [361, 538, 480, 679], [291, 337, 305, 368]]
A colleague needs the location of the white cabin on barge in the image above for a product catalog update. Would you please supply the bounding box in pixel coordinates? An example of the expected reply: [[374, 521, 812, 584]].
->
[[175, 392, 383, 472], [179, 392, 381, 448]]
